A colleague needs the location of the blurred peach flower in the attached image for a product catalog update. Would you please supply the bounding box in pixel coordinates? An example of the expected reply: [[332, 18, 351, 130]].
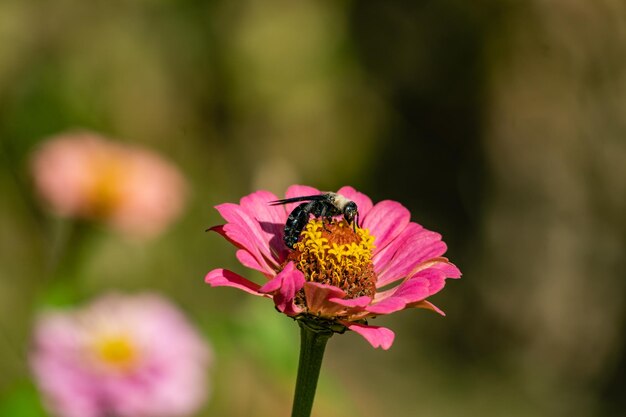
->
[[30, 293, 212, 417], [30, 131, 187, 238]]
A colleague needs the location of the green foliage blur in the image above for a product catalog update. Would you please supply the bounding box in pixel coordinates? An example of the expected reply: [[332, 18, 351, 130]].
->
[[1, 1, 626, 416]]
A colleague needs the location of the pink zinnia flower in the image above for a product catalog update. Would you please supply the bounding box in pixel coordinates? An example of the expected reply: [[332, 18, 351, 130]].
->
[[206, 185, 461, 350], [30, 293, 212, 417], [30, 131, 187, 238]]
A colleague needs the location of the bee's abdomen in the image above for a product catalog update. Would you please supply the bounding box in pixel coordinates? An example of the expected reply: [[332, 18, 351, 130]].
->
[[283, 202, 313, 249]]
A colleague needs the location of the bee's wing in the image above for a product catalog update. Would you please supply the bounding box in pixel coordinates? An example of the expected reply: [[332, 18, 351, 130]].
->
[[268, 194, 327, 206]]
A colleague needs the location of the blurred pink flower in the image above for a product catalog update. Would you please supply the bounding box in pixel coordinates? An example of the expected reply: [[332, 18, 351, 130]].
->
[[31, 131, 187, 238], [206, 185, 461, 350], [30, 293, 212, 417]]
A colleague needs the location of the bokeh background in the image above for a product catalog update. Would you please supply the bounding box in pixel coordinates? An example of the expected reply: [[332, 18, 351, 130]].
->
[[1, 0, 626, 416]]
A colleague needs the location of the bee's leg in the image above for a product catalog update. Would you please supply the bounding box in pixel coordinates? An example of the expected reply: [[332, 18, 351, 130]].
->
[[324, 216, 334, 233], [319, 205, 332, 233]]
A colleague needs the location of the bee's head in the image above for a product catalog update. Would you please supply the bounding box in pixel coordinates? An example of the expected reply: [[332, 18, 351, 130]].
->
[[343, 201, 358, 228]]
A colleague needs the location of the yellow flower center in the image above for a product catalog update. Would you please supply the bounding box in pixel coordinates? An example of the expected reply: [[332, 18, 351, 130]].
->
[[93, 334, 138, 372], [287, 219, 377, 302], [86, 159, 124, 218]]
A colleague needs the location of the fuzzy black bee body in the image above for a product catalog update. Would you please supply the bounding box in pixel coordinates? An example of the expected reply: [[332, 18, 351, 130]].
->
[[269, 192, 359, 249]]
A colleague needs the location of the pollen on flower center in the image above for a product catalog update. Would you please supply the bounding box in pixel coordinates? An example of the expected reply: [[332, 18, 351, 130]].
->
[[286, 219, 377, 302], [93, 334, 138, 372], [86, 159, 124, 217]]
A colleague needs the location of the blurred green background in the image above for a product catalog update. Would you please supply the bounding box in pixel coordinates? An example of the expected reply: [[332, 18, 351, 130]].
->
[[1, 0, 626, 416]]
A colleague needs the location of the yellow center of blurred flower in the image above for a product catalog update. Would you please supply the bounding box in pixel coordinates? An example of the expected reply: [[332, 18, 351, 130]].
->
[[94, 335, 137, 372], [86, 161, 124, 218], [287, 219, 377, 300]]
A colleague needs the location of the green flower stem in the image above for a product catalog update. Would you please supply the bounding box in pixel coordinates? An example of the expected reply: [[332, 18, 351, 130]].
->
[[291, 320, 333, 417], [41, 219, 96, 306]]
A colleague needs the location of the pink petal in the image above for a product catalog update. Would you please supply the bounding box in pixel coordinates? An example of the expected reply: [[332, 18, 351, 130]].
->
[[368, 278, 431, 314], [259, 262, 305, 316], [364, 298, 407, 315], [285, 184, 321, 199], [425, 260, 462, 279], [362, 200, 410, 253], [258, 274, 283, 294], [284, 184, 321, 213], [216, 203, 277, 273], [207, 225, 242, 249], [204, 269, 264, 296], [372, 222, 425, 280], [221, 222, 274, 274], [375, 225, 449, 288], [373, 222, 422, 271], [341, 321, 395, 350], [328, 295, 372, 319], [336, 186, 374, 219], [303, 282, 347, 317], [239, 190, 290, 262], [327, 295, 372, 309], [236, 250, 273, 278], [240, 190, 284, 222], [409, 300, 446, 316], [414, 268, 447, 296]]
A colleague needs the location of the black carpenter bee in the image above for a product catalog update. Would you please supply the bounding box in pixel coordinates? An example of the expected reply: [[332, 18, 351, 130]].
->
[[269, 192, 359, 249]]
